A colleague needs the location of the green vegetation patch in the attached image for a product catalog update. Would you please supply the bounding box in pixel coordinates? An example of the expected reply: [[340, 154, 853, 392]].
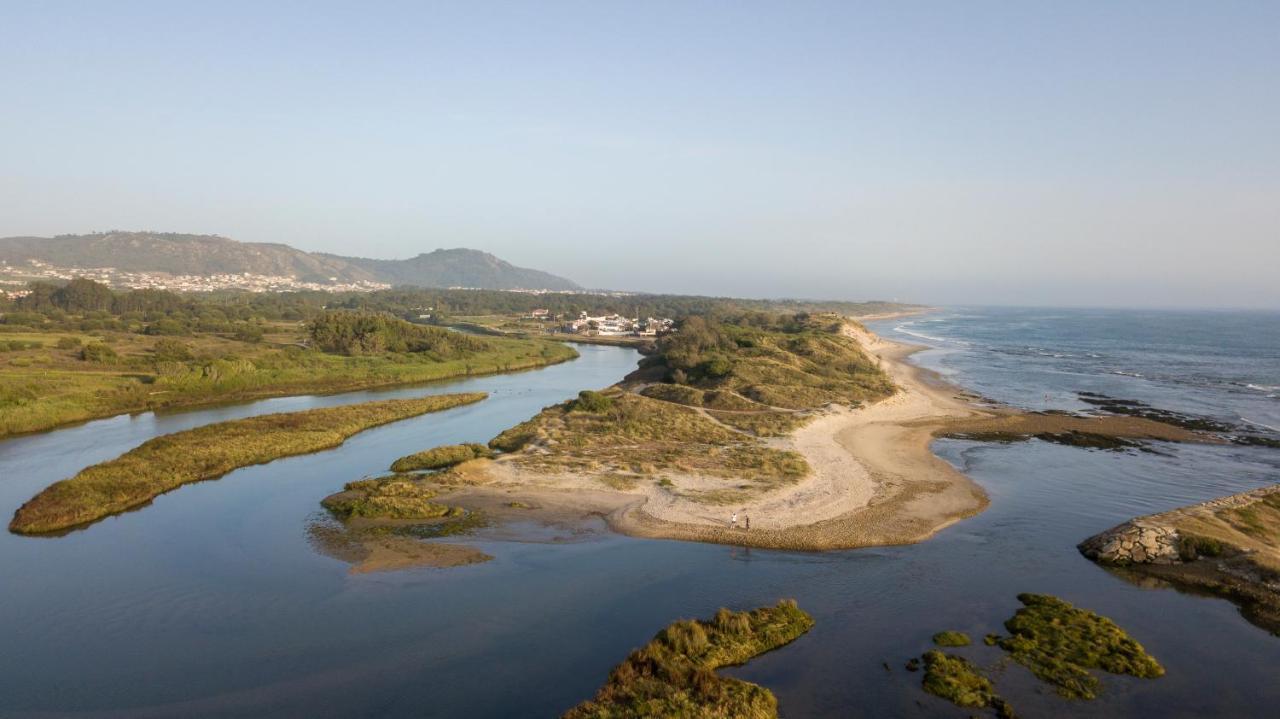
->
[[563, 599, 814, 719], [308, 311, 492, 357], [932, 631, 971, 647], [321, 475, 461, 520], [996, 593, 1164, 699], [9, 393, 486, 534], [390, 442, 493, 472], [920, 650, 1001, 710], [571, 389, 614, 413], [641, 314, 894, 411], [1178, 533, 1226, 561]]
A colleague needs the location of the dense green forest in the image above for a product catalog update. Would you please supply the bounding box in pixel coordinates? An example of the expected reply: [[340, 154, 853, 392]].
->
[[307, 312, 490, 356]]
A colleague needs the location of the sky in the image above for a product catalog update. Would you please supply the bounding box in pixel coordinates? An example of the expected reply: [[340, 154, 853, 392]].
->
[[1, 1, 1277, 308]]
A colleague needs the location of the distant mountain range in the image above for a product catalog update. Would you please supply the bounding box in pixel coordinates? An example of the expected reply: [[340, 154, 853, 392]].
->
[[0, 232, 582, 291]]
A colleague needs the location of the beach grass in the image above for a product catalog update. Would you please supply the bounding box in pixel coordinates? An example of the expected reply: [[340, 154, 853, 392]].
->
[[321, 475, 462, 520], [9, 393, 486, 534], [489, 389, 809, 489], [563, 600, 814, 719], [642, 313, 895, 411]]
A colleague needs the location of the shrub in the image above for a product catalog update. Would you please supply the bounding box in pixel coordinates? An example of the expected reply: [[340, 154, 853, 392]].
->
[[390, 443, 492, 472], [152, 338, 193, 362], [572, 390, 614, 413], [55, 336, 82, 350], [932, 631, 972, 647], [144, 318, 188, 336], [1178, 534, 1224, 561], [80, 342, 118, 363], [233, 324, 265, 343]]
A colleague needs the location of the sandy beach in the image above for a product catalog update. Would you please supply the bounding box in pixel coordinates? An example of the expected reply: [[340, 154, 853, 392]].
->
[[432, 323, 994, 551]]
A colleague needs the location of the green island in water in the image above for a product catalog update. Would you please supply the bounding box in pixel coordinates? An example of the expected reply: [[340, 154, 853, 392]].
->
[[8, 393, 487, 534], [563, 600, 814, 719], [914, 593, 1164, 717]]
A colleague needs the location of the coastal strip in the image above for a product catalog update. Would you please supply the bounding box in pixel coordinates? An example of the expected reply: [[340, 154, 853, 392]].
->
[[414, 317, 1233, 553], [9, 393, 487, 534]]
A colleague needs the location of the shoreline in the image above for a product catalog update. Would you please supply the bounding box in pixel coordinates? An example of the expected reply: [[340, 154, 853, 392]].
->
[[436, 325, 994, 551], [432, 320, 1233, 553]]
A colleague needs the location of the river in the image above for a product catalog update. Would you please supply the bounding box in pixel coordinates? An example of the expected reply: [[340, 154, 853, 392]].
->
[[2, 311, 1279, 718]]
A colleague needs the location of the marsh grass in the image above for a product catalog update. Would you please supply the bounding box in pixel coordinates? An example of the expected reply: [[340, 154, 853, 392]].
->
[[390, 443, 492, 472], [563, 600, 814, 719], [995, 593, 1164, 700], [0, 328, 574, 437], [920, 650, 1001, 709], [321, 475, 461, 520], [9, 393, 486, 534], [932, 631, 971, 647]]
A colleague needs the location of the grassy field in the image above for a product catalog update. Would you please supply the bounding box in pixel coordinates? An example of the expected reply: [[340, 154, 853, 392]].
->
[[8, 393, 486, 534], [563, 600, 814, 719], [0, 324, 575, 437]]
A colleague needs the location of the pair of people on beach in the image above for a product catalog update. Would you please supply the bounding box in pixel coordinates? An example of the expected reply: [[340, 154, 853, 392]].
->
[[730, 511, 749, 531]]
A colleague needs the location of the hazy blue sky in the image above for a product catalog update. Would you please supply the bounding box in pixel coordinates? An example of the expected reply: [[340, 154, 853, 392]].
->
[[2, 1, 1277, 307]]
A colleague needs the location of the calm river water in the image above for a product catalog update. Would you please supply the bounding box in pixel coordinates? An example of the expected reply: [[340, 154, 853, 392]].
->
[[2, 311, 1279, 718]]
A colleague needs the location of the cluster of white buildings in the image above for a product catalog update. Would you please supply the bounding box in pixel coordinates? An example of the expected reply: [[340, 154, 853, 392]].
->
[[0, 260, 391, 294], [555, 311, 674, 337]]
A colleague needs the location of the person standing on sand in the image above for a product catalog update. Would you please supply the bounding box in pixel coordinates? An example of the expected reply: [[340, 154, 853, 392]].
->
[[730, 511, 737, 529], [745, 515, 750, 531]]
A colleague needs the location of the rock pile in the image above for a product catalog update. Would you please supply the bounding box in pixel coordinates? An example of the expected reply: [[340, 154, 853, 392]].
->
[[1078, 521, 1181, 565]]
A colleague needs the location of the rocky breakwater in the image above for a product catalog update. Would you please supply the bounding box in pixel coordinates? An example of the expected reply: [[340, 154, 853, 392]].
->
[[1078, 484, 1280, 635], [1079, 521, 1181, 565]]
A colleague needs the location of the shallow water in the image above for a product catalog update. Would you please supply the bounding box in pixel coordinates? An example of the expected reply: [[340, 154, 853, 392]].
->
[[2, 311, 1279, 717]]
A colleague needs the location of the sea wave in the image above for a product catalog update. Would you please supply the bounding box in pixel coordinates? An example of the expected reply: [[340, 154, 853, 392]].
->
[[1241, 417, 1280, 432], [1110, 370, 1144, 378], [893, 324, 961, 345]]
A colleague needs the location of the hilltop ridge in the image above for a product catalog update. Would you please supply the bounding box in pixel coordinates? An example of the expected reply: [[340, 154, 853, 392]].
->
[[0, 231, 581, 291]]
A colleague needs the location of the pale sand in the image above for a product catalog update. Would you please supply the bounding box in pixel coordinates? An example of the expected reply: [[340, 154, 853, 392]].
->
[[434, 323, 995, 551]]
